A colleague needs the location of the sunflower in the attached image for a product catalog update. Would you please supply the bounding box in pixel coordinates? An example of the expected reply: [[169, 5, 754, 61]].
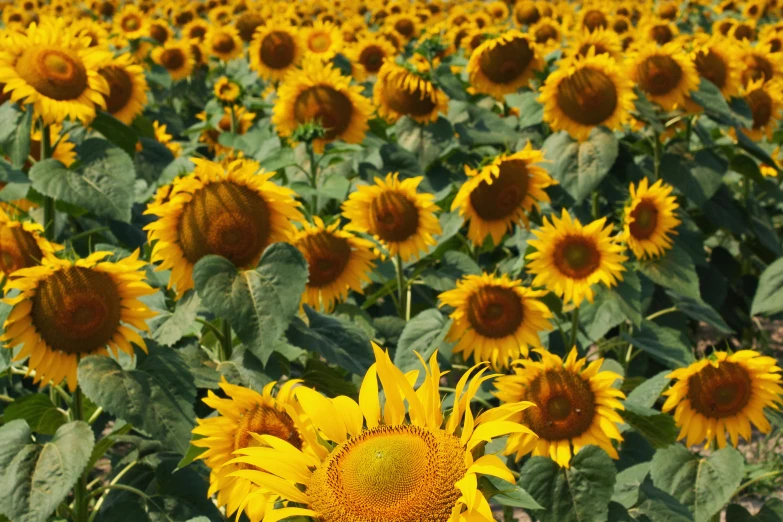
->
[[346, 34, 397, 82], [0, 250, 156, 392], [495, 347, 626, 468], [0, 22, 110, 125], [151, 40, 195, 81], [144, 158, 303, 297], [737, 43, 783, 86], [97, 54, 147, 125], [113, 4, 148, 40], [529, 19, 564, 55], [69, 18, 109, 48], [205, 26, 244, 62], [628, 42, 700, 111], [183, 18, 210, 43], [640, 18, 679, 46], [451, 144, 556, 246], [374, 61, 449, 124], [152, 120, 182, 157], [526, 209, 628, 306], [0, 208, 59, 275], [439, 273, 552, 369], [566, 27, 622, 60], [621, 178, 681, 259], [488, 1, 510, 22], [761, 146, 782, 177], [292, 217, 376, 312], [342, 173, 441, 262], [226, 344, 537, 522], [540, 50, 636, 142], [611, 15, 631, 35], [30, 123, 76, 167], [208, 5, 233, 26], [736, 78, 783, 141], [385, 13, 420, 42], [691, 35, 742, 99], [729, 21, 757, 42], [192, 378, 311, 522], [301, 20, 343, 61], [148, 19, 172, 45], [214, 76, 241, 103], [513, 0, 541, 26], [663, 351, 783, 449], [466, 30, 542, 100], [197, 105, 256, 155], [235, 10, 265, 43], [273, 58, 373, 153], [578, 6, 610, 33], [712, 19, 737, 38], [249, 22, 303, 82]]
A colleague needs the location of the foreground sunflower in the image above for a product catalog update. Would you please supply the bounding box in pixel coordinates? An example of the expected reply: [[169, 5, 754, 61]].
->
[[526, 209, 627, 306], [1, 250, 156, 391], [690, 35, 742, 99], [98, 54, 148, 125], [374, 61, 449, 124], [292, 217, 376, 312], [467, 30, 542, 100], [621, 178, 681, 259], [342, 173, 441, 262], [628, 42, 700, 111], [451, 144, 556, 246], [273, 58, 373, 153], [0, 208, 59, 275], [736, 78, 783, 141], [249, 22, 303, 82], [495, 347, 626, 468], [145, 158, 303, 297], [192, 378, 310, 522], [540, 50, 636, 142], [662, 350, 783, 448], [227, 344, 537, 522], [439, 273, 552, 369]]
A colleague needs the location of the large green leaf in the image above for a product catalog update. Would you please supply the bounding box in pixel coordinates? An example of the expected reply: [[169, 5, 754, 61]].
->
[[518, 445, 617, 522], [29, 139, 136, 222], [612, 463, 650, 509], [3, 394, 66, 435], [479, 475, 543, 510], [77, 344, 196, 455], [621, 320, 695, 368], [580, 272, 644, 340], [91, 110, 139, 157], [421, 251, 481, 292], [751, 257, 783, 316], [650, 445, 744, 522], [8, 106, 32, 170], [150, 290, 202, 347], [193, 243, 308, 365], [725, 501, 783, 522], [625, 371, 670, 408], [691, 79, 752, 128], [393, 308, 453, 373], [633, 477, 694, 522], [665, 291, 733, 334], [638, 245, 700, 300], [620, 403, 678, 449], [660, 152, 723, 207]]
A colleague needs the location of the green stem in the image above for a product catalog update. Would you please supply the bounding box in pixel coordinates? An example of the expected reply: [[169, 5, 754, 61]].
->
[[732, 471, 782, 499], [395, 254, 408, 320], [72, 386, 88, 522], [503, 506, 515, 522], [646, 306, 677, 322], [652, 132, 662, 181], [743, 175, 751, 208], [67, 227, 110, 245], [591, 191, 600, 220], [40, 123, 55, 241], [685, 116, 693, 151], [219, 320, 232, 362], [308, 143, 318, 214], [229, 105, 237, 134], [569, 306, 580, 349]]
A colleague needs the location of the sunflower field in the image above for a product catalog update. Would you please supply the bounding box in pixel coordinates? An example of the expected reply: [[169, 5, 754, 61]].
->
[[2, 0, 783, 521]]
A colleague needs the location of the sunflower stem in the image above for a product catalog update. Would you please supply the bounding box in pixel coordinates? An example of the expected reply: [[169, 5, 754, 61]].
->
[[685, 116, 693, 151], [229, 105, 237, 134], [503, 506, 515, 522], [652, 132, 662, 181], [307, 143, 318, 214], [395, 253, 408, 320], [40, 122, 57, 241], [72, 385, 89, 522], [569, 306, 580, 349], [591, 191, 600, 220], [219, 320, 233, 362]]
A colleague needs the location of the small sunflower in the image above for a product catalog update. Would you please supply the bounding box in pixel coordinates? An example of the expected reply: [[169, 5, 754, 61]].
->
[[302, 20, 343, 61], [621, 178, 681, 259], [761, 146, 782, 177], [611, 15, 631, 35], [214, 76, 241, 103], [1, 250, 156, 392], [526, 209, 628, 307], [0, 208, 59, 275], [385, 13, 420, 42], [69, 18, 109, 48], [342, 173, 441, 262], [729, 21, 757, 42], [451, 144, 556, 246], [249, 22, 303, 82], [346, 34, 397, 82], [197, 105, 256, 155], [152, 40, 195, 81], [97, 54, 148, 125], [374, 61, 449, 124], [513, 0, 541, 26], [153, 121, 182, 157], [737, 43, 783, 86], [691, 35, 742, 99], [183, 18, 210, 43], [467, 30, 542, 100], [439, 273, 552, 369], [113, 4, 148, 40], [292, 217, 376, 312], [30, 123, 76, 167], [205, 26, 244, 62], [148, 19, 172, 45], [578, 6, 610, 33], [628, 42, 700, 111], [640, 18, 679, 46], [495, 347, 626, 468], [529, 19, 564, 55], [273, 58, 373, 153], [663, 351, 783, 449], [145, 158, 303, 297], [235, 10, 265, 43], [736, 78, 783, 141], [566, 27, 622, 60]]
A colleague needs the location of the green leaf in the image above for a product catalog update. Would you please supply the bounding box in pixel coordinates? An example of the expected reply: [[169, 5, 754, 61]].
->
[[751, 257, 783, 316], [660, 152, 724, 207], [85, 423, 133, 475], [91, 111, 139, 157], [9, 106, 32, 170], [691, 79, 752, 128], [421, 251, 481, 292], [638, 245, 700, 300], [29, 140, 136, 222], [650, 445, 744, 522], [506, 91, 544, 128], [193, 243, 308, 365], [725, 502, 783, 522], [3, 394, 66, 435], [612, 462, 650, 508], [634, 477, 694, 522], [543, 128, 619, 203], [625, 371, 670, 408], [518, 446, 617, 522], [633, 89, 664, 132], [77, 344, 196, 455], [580, 272, 643, 340], [665, 291, 733, 334], [177, 434, 207, 470], [620, 403, 678, 449], [621, 320, 695, 368], [394, 309, 453, 373], [479, 475, 543, 510], [151, 290, 202, 347]]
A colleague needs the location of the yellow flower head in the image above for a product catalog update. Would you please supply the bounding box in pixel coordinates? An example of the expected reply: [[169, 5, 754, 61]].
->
[[467, 30, 543, 100], [628, 42, 700, 111], [214, 76, 241, 103], [151, 40, 195, 81], [374, 61, 449, 124], [98, 54, 148, 125], [621, 178, 681, 259], [249, 21, 303, 82], [0, 208, 60, 276]]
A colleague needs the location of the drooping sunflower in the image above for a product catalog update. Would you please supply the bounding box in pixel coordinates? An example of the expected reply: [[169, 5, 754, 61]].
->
[[342, 173, 441, 262], [346, 34, 397, 82], [151, 40, 195, 81], [466, 30, 542, 100], [737, 43, 783, 86], [145, 158, 303, 297], [0, 208, 59, 275], [439, 273, 552, 369], [301, 20, 343, 61], [113, 4, 149, 40], [205, 26, 244, 62], [226, 344, 537, 522], [495, 347, 626, 468], [736, 78, 783, 141], [540, 50, 636, 142], [214, 76, 241, 103], [0, 21, 110, 125], [192, 378, 311, 522], [566, 27, 622, 60], [97, 54, 148, 125], [292, 217, 376, 312], [249, 22, 303, 81], [526, 209, 628, 307], [451, 144, 556, 246], [273, 58, 373, 153], [374, 61, 449, 124], [1, 250, 156, 392], [621, 178, 681, 259], [628, 42, 700, 111], [690, 35, 742, 99], [663, 351, 783, 449]]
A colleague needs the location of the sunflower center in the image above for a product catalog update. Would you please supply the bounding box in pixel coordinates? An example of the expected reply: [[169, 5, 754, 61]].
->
[[308, 32, 332, 53], [99, 66, 133, 114], [189, 26, 208, 41], [178, 180, 271, 267], [637, 55, 683, 96], [629, 200, 659, 240], [150, 24, 169, 44], [384, 73, 439, 116], [160, 49, 186, 71], [308, 424, 466, 522], [234, 405, 302, 469], [32, 266, 122, 355], [466, 286, 524, 338], [650, 25, 674, 45], [515, 4, 539, 25], [743, 55, 774, 85], [293, 86, 353, 140], [301, 231, 352, 287], [122, 16, 141, 31], [469, 159, 530, 221], [478, 36, 535, 84], [687, 361, 753, 418], [746, 88, 773, 129], [369, 190, 420, 243], [236, 12, 264, 42], [523, 368, 596, 440], [16, 46, 88, 101], [582, 10, 608, 31], [260, 31, 296, 69], [535, 24, 559, 44], [394, 19, 415, 38], [553, 236, 601, 279], [0, 226, 43, 275], [556, 66, 618, 126], [359, 45, 385, 73], [695, 49, 728, 89], [577, 43, 610, 58], [213, 33, 236, 53], [613, 18, 629, 33], [734, 24, 755, 41]]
